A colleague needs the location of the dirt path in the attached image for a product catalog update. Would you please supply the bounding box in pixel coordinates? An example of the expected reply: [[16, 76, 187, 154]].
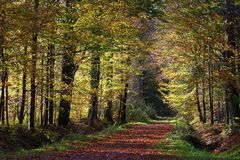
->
[[35, 121, 176, 160]]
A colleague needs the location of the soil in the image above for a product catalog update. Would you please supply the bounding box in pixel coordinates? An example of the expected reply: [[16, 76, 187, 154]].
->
[[26, 122, 177, 160]]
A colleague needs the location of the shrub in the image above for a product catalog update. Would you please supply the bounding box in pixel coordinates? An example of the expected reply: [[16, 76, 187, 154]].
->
[[127, 100, 156, 121]]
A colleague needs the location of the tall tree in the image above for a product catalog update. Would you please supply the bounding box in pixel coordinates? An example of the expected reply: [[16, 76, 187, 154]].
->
[[29, 0, 40, 130], [0, 1, 6, 125], [58, 0, 78, 127], [19, 50, 27, 124], [104, 53, 114, 125], [120, 82, 129, 124], [207, 44, 214, 125], [48, 44, 55, 125], [88, 53, 101, 127]]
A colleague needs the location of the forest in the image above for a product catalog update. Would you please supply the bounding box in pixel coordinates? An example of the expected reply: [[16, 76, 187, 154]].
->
[[0, 0, 240, 159]]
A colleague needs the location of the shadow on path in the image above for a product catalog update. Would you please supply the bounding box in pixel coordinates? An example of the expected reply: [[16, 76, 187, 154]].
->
[[35, 121, 177, 160]]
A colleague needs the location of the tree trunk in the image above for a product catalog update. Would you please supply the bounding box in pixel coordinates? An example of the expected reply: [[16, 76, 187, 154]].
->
[[5, 70, 9, 126], [44, 51, 49, 125], [104, 53, 114, 125], [0, 70, 5, 125], [14, 77, 20, 124], [0, 0, 4, 125], [0, 16, 5, 125], [29, 0, 39, 131], [58, 48, 77, 127], [40, 52, 44, 125], [224, 0, 240, 124], [117, 94, 123, 122], [58, 0, 78, 128], [195, 81, 203, 122], [88, 54, 100, 127], [208, 45, 214, 125], [19, 52, 27, 124], [49, 44, 55, 125], [202, 77, 207, 123], [216, 67, 223, 123], [120, 83, 129, 124]]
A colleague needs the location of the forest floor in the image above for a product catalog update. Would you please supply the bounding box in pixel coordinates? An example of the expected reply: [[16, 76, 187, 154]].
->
[[2, 119, 240, 160], [25, 121, 176, 160]]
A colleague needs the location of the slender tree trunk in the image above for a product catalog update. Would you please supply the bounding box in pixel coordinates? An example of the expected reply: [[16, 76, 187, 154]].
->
[[225, 91, 234, 125], [14, 77, 20, 124], [30, 35, 37, 130], [120, 83, 129, 124], [0, 17, 5, 125], [49, 44, 55, 125], [226, 96, 230, 124], [0, 70, 5, 125], [217, 101, 222, 123], [217, 68, 224, 123], [44, 51, 49, 125], [88, 54, 100, 127], [19, 53, 27, 124], [196, 81, 203, 122], [117, 94, 123, 122], [98, 80, 103, 118], [208, 44, 214, 125], [0, 0, 5, 125], [5, 70, 9, 126], [202, 77, 207, 123], [40, 52, 44, 125], [29, 0, 39, 130]]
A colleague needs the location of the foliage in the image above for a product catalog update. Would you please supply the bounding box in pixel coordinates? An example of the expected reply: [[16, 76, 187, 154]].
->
[[157, 118, 240, 160], [0, 123, 130, 159], [127, 100, 156, 121], [156, 0, 240, 126], [156, 119, 218, 160]]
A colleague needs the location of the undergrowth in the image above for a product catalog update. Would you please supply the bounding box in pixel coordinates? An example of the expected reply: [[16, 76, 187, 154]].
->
[[127, 100, 157, 121], [156, 118, 240, 160], [0, 121, 148, 159]]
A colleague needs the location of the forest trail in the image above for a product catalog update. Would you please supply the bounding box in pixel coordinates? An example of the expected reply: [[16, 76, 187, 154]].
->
[[33, 121, 176, 160]]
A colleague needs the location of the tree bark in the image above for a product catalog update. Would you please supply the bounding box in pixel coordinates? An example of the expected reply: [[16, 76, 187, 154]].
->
[[0, 14, 5, 125], [58, 47, 77, 127], [208, 44, 214, 125], [44, 51, 50, 125], [88, 54, 100, 127], [29, 0, 39, 131], [104, 53, 114, 125], [224, 0, 240, 124], [117, 94, 123, 122], [49, 44, 55, 125], [5, 70, 9, 126], [120, 83, 129, 124], [195, 81, 203, 122], [40, 52, 44, 125], [19, 48, 27, 124], [58, 0, 78, 128], [202, 77, 207, 123], [0, 70, 5, 125]]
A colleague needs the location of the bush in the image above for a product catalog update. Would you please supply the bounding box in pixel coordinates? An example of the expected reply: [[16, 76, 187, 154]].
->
[[127, 100, 156, 121], [175, 118, 194, 138]]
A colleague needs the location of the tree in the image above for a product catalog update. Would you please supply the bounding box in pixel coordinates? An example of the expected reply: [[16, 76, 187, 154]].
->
[[29, 0, 40, 130], [58, 0, 78, 127], [104, 52, 114, 125], [224, 0, 240, 125], [19, 47, 27, 125]]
